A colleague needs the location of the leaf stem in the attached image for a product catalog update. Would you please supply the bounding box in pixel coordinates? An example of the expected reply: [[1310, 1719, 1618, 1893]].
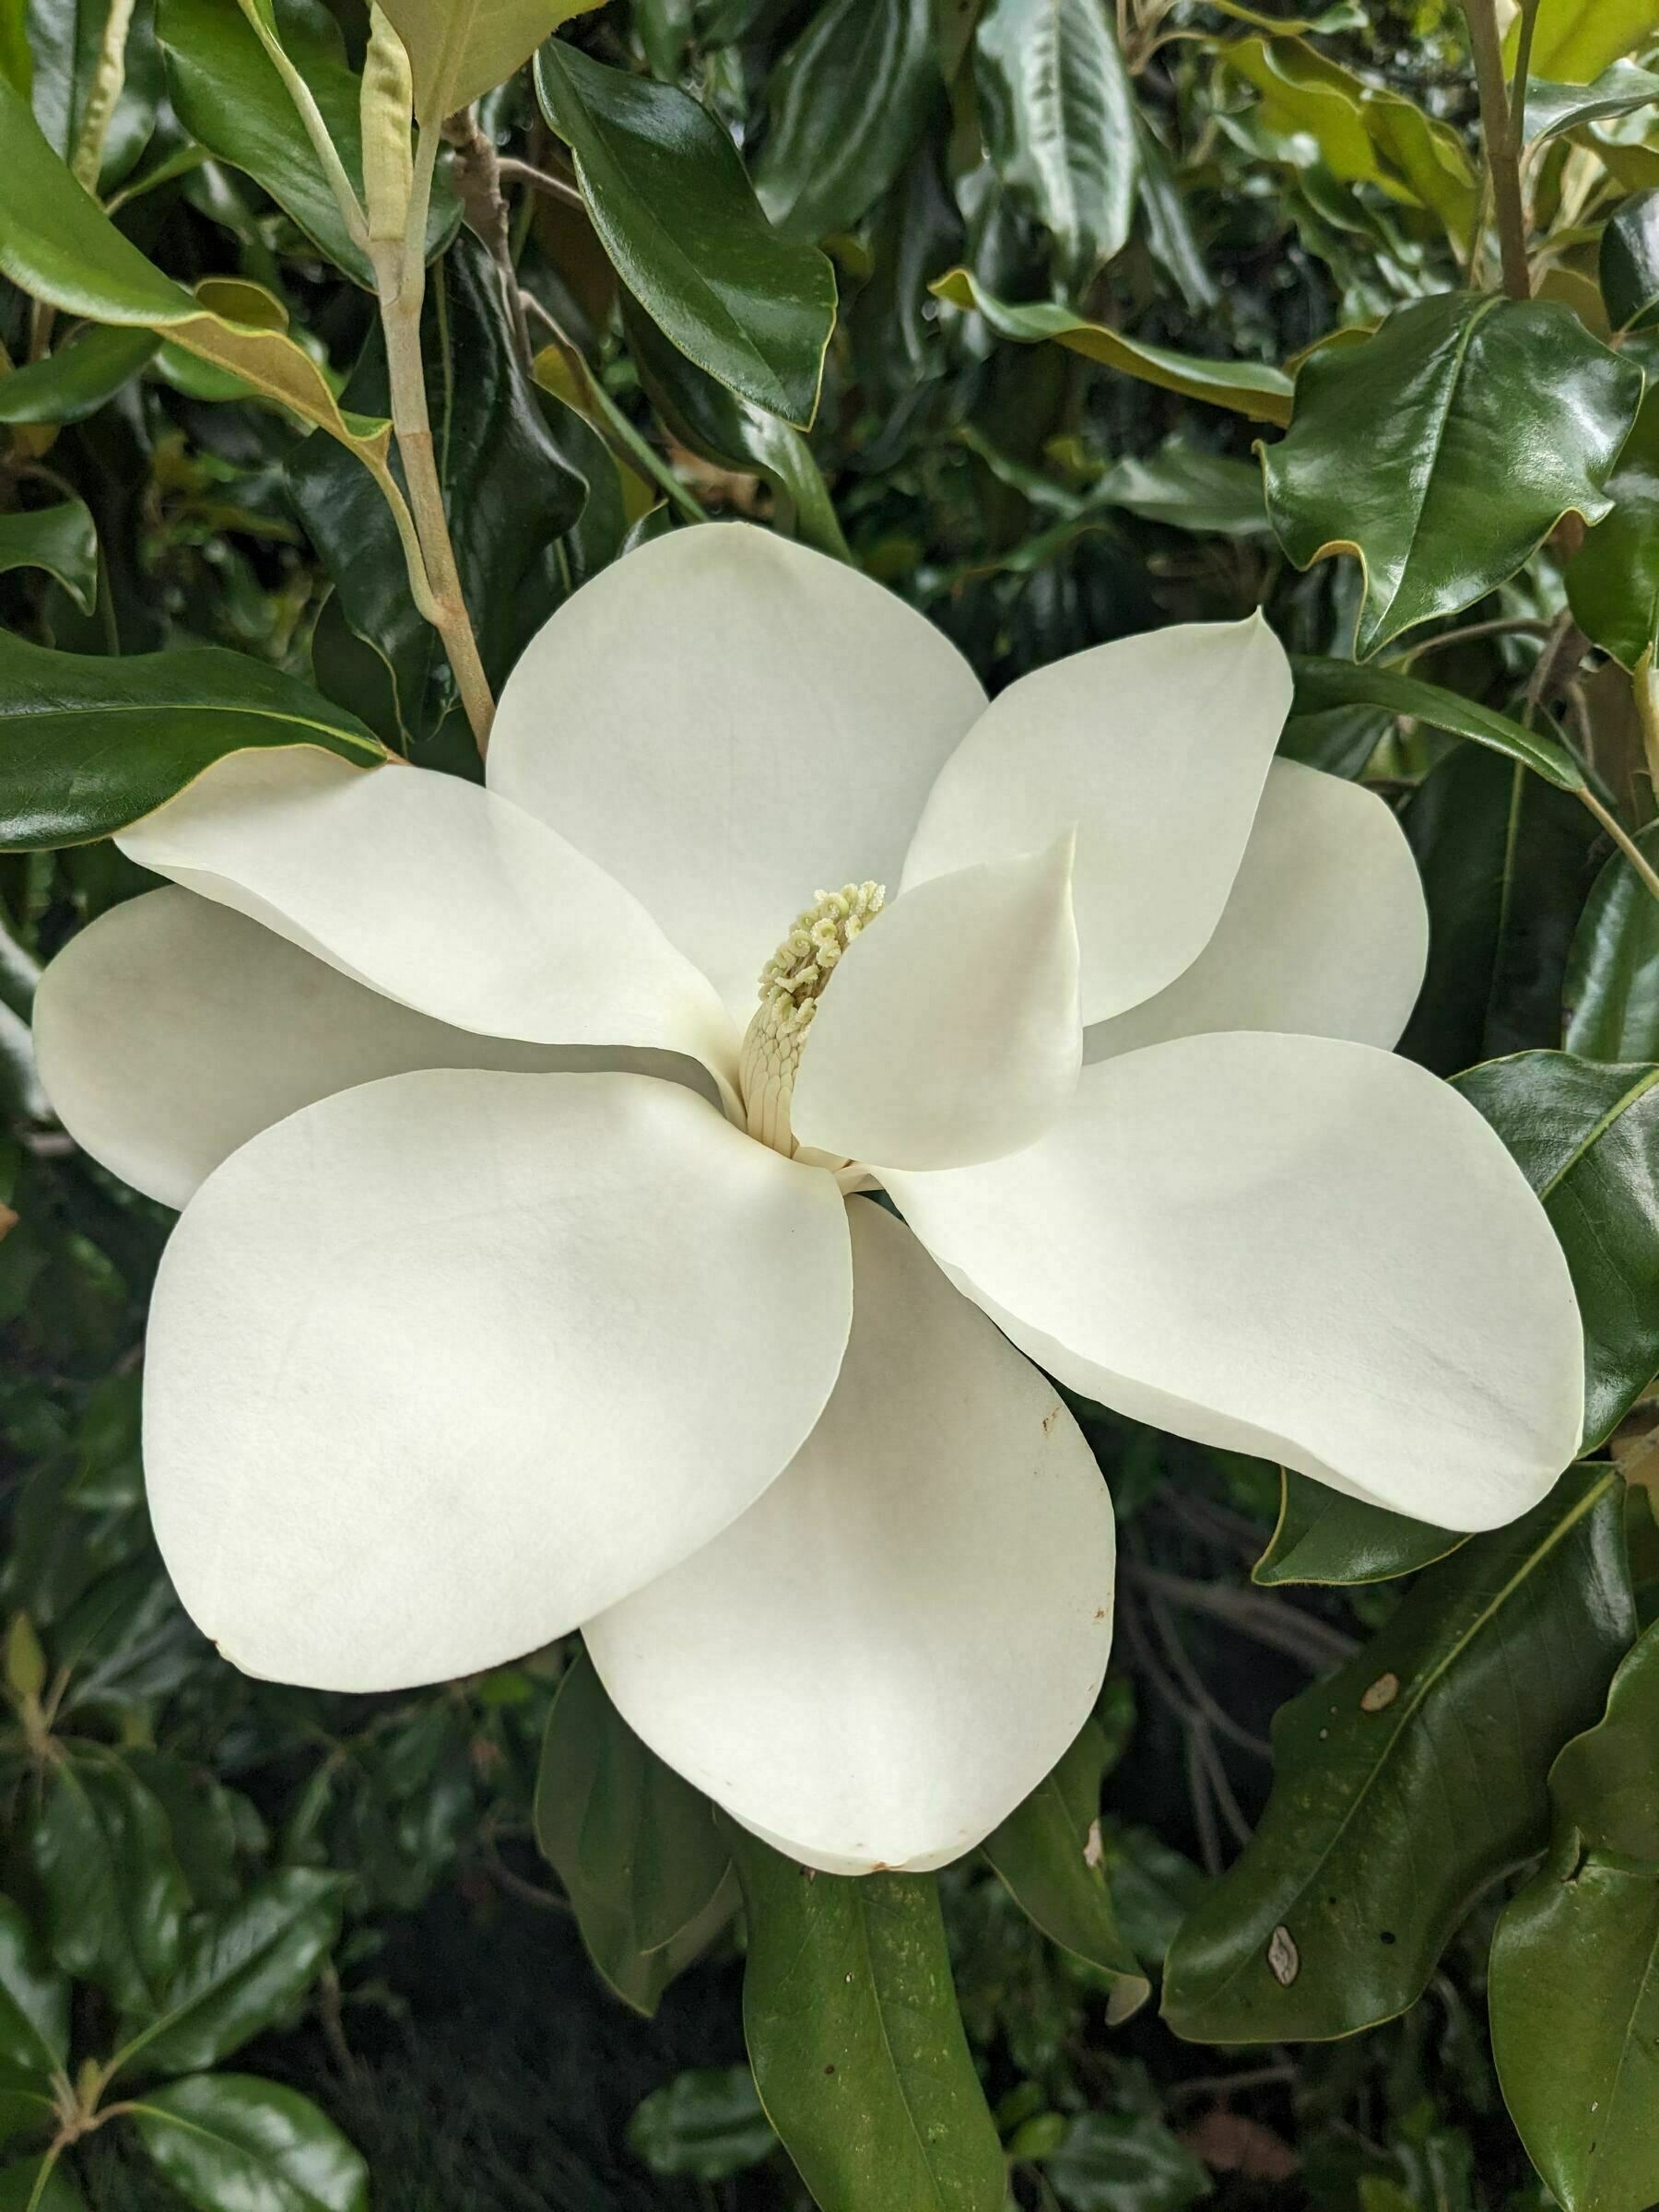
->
[[1462, 0, 1530, 299], [233, 0, 370, 253], [1583, 787, 1659, 902]]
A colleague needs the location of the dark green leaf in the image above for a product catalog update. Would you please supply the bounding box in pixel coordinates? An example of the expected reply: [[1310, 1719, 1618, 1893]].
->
[[0, 629, 385, 850], [129, 2074, 369, 2212], [25, 0, 161, 193], [1161, 1466, 1632, 2042], [0, 327, 158, 424], [1569, 387, 1659, 668], [0, 1899, 67, 2083], [727, 1826, 1006, 2212], [1093, 443, 1269, 537], [981, 1716, 1149, 2021], [1042, 2112, 1211, 2212], [0, 501, 97, 615], [751, 0, 935, 243], [1601, 191, 1659, 333], [1289, 654, 1586, 789], [1565, 822, 1659, 1059], [1265, 294, 1642, 657], [1455, 1053, 1659, 1451], [628, 2065, 777, 2183], [535, 38, 836, 427], [0, 2156, 83, 2212], [534, 1652, 731, 2017], [971, 0, 1135, 286], [1490, 1621, 1659, 2212], [1253, 1473, 1464, 1587], [1524, 61, 1659, 145], [289, 234, 583, 754], [31, 1752, 189, 2017]]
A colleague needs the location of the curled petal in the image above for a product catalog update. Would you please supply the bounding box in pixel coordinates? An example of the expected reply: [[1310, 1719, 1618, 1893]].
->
[[145, 1070, 853, 1689], [585, 1199, 1115, 1875], [488, 524, 987, 1018], [887, 1033, 1584, 1531], [903, 615, 1293, 1024]]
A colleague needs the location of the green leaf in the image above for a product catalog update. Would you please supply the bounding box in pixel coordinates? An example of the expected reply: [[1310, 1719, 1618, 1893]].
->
[[971, 0, 1137, 286], [1514, 0, 1659, 85], [1523, 61, 1659, 145], [1253, 1473, 1464, 1587], [1265, 293, 1642, 657], [1160, 1466, 1632, 2042], [380, 0, 605, 123], [1490, 1622, 1659, 2212], [24, 0, 161, 194], [618, 290, 850, 562], [628, 2066, 777, 2183], [0, 629, 385, 851], [1454, 1053, 1659, 1452], [1218, 36, 1478, 250], [1399, 744, 1598, 1076], [0, 501, 97, 616], [1570, 389, 1659, 671], [31, 1752, 190, 2018], [0, 326, 158, 424], [1565, 822, 1659, 1060], [533, 1652, 731, 2018], [0, 1899, 68, 2084], [1600, 193, 1659, 334], [1288, 654, 1586, 789], [156, 0, 459, 288], [114, 1869, 346, 2079], [1092, 442, 1269, 537], [1042, 2112, 1212, 2212], [288, 234, 582, 753], [129, 2074, 369, 2212], [751, 0, 936, 243], [727, 1826, 1006, 2212], [981, 1716, 1150, 2022], [535, 38, 835, 427], [931, 268, 1295, 424], [0, 2157, 83, 2212]]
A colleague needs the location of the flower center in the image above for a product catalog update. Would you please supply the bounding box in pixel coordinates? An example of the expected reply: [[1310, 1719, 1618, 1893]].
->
[[738, 880, 885, 1158]]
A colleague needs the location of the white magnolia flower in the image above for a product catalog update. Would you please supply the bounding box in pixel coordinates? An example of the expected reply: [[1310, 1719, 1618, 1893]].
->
[[35, 524, 1583, 1876]]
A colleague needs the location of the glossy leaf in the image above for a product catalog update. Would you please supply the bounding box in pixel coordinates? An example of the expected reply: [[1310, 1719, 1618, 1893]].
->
[[0, 1900, 67, 2084], [1524, 61, 1659, 145], [534, 1652, 731, 2017], [31, 1752, 190, 2018], [752, 0, 935, 243], [380, 0, 604, 122], [728, 1826, 1006, 2212], [1516, 0, 1659, 84], [289, 234, 582, 753], [156, 0, 459, 288], [1042, 2112, 1211, 2212], [130, 2074, 370, 2212], [1565, 822, 1659, 1060], [1093, 442, 1268, 536], [1570, 389, 1659, 671], [972, 0, 1137, 285], [1289, 654, 1586, 789], [114, 1870, 347, 2079], [1265, 292, 1642, 657], [1161, 1466, 1632, 2042], [24, 0, 161, 193], [0, 629, 384, 850], [0, 501, 97, 616], [0, 327, 158, 424], [981, 1716, 1149, 2022], [628, 2066, 777, 2183], [1600, 193, 1659, 333], [932, 268, 1294, 423], [1490, 1623, 1659, 2212], [1253, 1474, 1464, 1588], [1455, 1053, 1659, 1452], [535, 38, 836, 427]]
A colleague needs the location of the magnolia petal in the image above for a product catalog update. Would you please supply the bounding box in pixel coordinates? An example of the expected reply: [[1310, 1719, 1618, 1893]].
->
[[584, 1199, 1114, 1876], [902, 615, 1293, 1025], [145, 1070, 853, 1690], [1085, 759, 1429, 1062], [33, 888, 715, 1209], [790, 835, 1082, 1171], [118, 749, 739, 1092], [488, 524, 987, 1018], [887, 1034, 1584, 1531]]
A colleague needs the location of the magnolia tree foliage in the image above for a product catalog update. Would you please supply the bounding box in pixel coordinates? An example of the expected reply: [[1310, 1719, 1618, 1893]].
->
[[1, 1, 1658, 2209]]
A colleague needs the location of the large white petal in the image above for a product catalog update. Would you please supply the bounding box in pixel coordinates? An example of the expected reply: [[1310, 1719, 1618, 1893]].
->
[[584, 1199, 1115, 1876], [118, 749, 738, 1092], [488, 524, 987, 1019], [790, 836, 1082, 1171], [145, 1070, 853, 1691], [887, 1034, 1583, 1531], [33, 888, 715, 1209], [902, 615, 1293, 1025], [1085, 759, 1429, 1062]]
